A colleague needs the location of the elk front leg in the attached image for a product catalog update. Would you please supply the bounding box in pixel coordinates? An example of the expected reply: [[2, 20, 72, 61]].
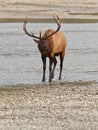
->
[[49, 58, 53, 82], [41, 55, 46, 82], [51, 57, 57, 79]]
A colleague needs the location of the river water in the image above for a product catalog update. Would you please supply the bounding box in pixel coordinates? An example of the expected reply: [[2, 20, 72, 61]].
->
[[0, 22, 98, 85]]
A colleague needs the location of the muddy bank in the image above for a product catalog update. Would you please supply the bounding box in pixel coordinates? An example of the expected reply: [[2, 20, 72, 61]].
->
[[0, 81, 98, 130]]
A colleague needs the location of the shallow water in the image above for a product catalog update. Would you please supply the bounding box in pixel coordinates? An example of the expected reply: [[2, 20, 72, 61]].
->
[[0, 22, 98, 85]]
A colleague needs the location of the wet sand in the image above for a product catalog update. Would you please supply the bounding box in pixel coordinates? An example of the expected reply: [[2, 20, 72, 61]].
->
[[0, 81, 98, 129]]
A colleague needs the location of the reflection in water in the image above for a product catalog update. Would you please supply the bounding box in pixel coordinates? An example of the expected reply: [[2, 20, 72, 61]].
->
[[0, 23, 98, 85]]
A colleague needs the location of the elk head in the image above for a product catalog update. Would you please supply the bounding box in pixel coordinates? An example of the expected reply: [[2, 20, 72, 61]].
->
[[23, 15, 61, 55]]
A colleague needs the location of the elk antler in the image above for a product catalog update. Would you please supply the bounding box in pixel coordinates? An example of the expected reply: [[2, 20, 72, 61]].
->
[[23, 18, 41, 39], [46, 14, 61, 39], [23, 15, 61, 40]]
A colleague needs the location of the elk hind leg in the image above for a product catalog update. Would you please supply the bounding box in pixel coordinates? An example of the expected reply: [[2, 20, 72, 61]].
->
[[49, 58, 53, 82], [59, 53, 64, 80]]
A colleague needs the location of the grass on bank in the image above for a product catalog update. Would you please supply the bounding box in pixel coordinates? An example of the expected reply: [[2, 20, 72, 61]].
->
[[0, 18, 98, 23]]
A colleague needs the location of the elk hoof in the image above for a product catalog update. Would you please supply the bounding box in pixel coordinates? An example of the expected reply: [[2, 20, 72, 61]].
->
[[51, 73, 55, 79], [42, 78, 46, 82], [51, 75, 54, 79], [59, 77, 61, 80], [49, 76, 52, 83], [49, 78, 51, 83]]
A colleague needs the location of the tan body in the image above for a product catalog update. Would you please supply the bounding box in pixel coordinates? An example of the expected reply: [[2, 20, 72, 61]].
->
[[23, 15, 67, 82], [42, 29, 67, 59]]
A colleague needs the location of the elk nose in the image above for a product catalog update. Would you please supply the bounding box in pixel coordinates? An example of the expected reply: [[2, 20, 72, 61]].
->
[[44, 46, 46, 49], [43, 45, 47, 49]]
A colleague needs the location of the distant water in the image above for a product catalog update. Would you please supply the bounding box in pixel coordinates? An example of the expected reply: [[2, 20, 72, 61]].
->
[[0, 22, 98, 85]]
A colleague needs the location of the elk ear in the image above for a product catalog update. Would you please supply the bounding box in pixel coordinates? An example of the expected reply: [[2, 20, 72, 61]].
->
[[33, 39, 39, 44]]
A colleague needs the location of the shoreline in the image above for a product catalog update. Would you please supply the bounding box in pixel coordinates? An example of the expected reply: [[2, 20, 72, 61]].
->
[[0, 18, 98, 23], [0, 80, 97, 91]]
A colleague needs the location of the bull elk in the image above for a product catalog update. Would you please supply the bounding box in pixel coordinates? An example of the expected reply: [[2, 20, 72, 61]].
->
[[23, 15, 67, 82]]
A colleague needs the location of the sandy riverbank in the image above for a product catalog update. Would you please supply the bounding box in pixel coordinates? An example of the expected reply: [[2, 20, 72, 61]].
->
[[0, 81, 98, 129], [0, 0, 98, 22]]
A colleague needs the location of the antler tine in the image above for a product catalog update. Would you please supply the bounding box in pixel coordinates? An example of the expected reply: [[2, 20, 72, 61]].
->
[[23, 17, 29, 30], [45, 14, 61, 39], [53, 14, 61, 28], [39, 30, 42, 39], [52, 11, 61, 23], [23, 17, 41, 40]]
